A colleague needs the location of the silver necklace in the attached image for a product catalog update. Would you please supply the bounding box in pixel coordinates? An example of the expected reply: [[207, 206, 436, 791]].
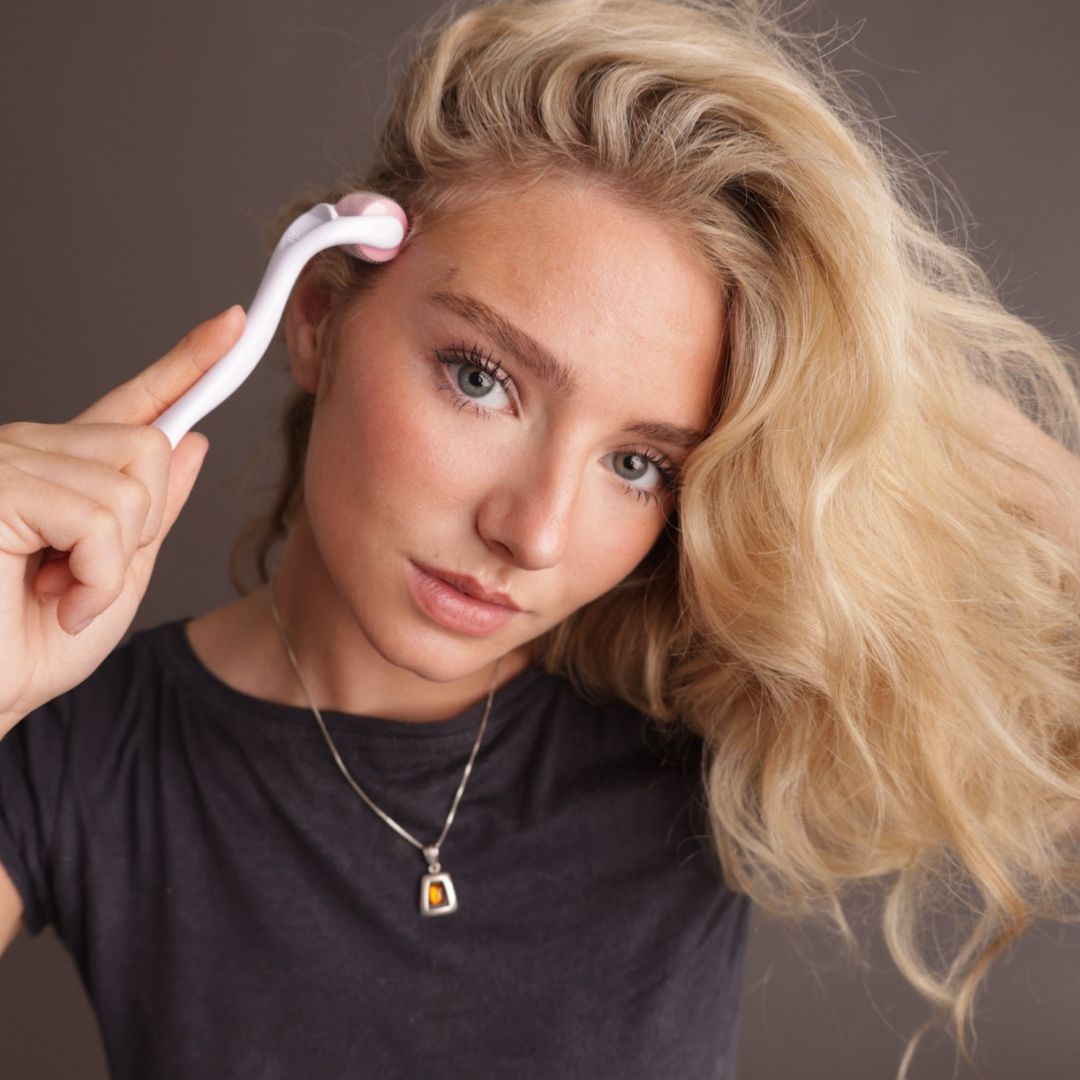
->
[[268, 573, 500, 917]]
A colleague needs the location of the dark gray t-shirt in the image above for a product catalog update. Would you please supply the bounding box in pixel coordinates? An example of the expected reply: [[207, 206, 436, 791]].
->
[[0, 617, 750, 1079]]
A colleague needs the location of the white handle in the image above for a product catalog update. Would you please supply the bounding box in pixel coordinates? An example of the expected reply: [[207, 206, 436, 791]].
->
[[151, 207, 404, 448]]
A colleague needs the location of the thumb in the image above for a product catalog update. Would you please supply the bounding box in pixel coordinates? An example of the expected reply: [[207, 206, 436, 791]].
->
[[154, 431, 210, 548], [72, 305, 246, 428]]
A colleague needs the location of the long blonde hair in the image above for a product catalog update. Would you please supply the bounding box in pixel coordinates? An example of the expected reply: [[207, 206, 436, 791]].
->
[[229, 1, 1080, 1074]]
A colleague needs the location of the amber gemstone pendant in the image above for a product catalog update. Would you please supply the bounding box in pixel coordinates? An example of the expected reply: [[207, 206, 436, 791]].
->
[[420, 845, 458, 916]]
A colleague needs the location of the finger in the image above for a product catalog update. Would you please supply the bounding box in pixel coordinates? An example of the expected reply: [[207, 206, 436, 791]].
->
[[0, 422, 172, 548], [71, 305, 246, 428], [125, 430, 209, 583], [156, 431, 209, 545], [36, 432, 208, 616], [2, 472, 127, 633], [33, 552, 76, 597]]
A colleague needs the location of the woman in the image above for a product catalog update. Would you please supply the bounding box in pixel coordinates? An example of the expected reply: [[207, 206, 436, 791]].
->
[[2, 0, 1079, 1077]]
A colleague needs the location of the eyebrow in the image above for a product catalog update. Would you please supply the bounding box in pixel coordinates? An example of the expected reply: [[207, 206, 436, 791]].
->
[[426, 289, 706, 452]]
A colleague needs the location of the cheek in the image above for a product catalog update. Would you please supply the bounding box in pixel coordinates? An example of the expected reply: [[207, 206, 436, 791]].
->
[[306, 354, 485, 526], [568, 519, 664, 601]]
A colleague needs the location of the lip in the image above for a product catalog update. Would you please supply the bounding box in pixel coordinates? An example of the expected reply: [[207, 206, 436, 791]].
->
[[411, 561, 521, 610], [408, 561, 522, 637]]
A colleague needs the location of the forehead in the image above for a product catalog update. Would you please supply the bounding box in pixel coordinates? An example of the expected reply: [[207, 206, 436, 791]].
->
[[421, 180, 720, 340]]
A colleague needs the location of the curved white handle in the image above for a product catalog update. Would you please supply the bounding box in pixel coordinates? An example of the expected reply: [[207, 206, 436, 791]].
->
[[151, 207, 404, 448]]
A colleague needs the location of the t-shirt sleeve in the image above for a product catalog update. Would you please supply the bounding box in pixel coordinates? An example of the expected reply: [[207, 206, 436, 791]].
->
[[0, 694, 75, 935]]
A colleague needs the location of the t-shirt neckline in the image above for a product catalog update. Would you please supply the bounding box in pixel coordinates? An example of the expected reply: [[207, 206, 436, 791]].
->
[[149, 615, 551, 740]]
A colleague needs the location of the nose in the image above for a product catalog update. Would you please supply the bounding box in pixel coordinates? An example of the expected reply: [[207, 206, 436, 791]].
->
[[475, 442, 584, 570]]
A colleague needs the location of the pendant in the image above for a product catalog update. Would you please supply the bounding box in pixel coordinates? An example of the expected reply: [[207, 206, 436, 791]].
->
[[420, 845, 457, 916]]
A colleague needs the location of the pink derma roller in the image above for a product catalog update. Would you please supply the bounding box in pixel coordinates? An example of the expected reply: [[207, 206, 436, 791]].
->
[[152, 192, 409, 449]]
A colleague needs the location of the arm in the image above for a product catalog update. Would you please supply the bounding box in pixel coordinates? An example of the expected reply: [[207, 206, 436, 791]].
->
[[0, 861, 24, 957]]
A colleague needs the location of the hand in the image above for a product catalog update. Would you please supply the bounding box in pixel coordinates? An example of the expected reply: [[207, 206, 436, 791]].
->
[[0, 305, 246, 737]]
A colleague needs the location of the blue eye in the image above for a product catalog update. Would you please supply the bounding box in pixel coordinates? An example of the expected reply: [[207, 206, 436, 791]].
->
[[457, 364, 500, 398], [434, 344, 514, 414], [613, 451, 651, 482], [605, 449, 679, 505]]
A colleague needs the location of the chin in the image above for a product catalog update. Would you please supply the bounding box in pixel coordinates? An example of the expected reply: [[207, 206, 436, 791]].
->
[[363, 616, 521, 685]]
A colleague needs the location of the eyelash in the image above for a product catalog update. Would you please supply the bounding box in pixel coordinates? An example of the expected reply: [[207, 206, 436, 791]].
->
[[432, 341, 681, 505]]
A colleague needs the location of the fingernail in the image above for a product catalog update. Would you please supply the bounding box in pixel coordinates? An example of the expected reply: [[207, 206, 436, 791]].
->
[[210, 304, 241, 324]]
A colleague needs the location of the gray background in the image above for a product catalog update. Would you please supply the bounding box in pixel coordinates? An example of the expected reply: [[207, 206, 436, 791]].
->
[[2, 1, 1078, 1077]]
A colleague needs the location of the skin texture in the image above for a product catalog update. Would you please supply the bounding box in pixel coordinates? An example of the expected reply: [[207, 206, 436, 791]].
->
[[186, 174, 726, 722]]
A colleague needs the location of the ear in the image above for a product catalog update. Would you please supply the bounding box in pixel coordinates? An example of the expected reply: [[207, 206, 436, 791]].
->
[[283, 263, 334, 395]]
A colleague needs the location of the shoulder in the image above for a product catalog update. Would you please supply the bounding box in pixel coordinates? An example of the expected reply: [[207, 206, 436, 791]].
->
[[520, 667, 710, 823], [75, 617, 185, 718], [547, 669, 705, 772], [8, 618, 189, 797]]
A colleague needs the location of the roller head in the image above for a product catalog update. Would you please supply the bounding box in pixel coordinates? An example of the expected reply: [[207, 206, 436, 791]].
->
[[334, 191, 410, 262]]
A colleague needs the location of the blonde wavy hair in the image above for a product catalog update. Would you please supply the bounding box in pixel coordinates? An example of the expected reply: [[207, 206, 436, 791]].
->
[[228, 0, 1080, 1074]]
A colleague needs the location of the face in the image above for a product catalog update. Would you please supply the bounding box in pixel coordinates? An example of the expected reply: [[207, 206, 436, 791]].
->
[[288, 175, 725, 684]]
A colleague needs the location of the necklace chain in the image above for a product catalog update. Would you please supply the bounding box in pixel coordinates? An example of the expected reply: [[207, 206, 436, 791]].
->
[[267, 573, 500, 867]]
